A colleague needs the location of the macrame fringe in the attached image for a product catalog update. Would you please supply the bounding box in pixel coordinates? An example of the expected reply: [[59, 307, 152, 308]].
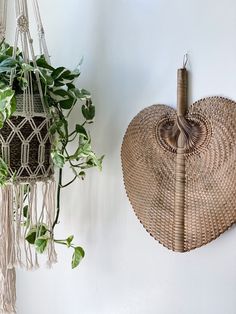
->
[[0, 179, 57, 312], [0, 186, 16, 314]]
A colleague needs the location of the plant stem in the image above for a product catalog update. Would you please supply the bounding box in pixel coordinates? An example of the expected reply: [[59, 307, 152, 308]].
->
[[54, 239, 67, 245], [65, 149, 81, 169], [68, 133, 77, 142], [60, 175, 77, 188], [54, 240, 76, 249], [68, 130, 76, 137], [52, 106, 69, 231], [52, 167, 62, 230]]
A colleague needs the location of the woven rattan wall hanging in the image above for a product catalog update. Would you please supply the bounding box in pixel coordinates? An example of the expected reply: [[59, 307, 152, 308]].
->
[[121, 61, 236, 253]]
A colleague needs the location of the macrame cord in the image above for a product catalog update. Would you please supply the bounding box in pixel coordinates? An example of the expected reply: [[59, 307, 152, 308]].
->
[[0, 0, 7, 41], [32, 0, 50, 64], [0, 1, 57, 313]]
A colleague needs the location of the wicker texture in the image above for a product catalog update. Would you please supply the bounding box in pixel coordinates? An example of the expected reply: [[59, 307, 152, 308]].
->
[[121, 95, 236, 252]]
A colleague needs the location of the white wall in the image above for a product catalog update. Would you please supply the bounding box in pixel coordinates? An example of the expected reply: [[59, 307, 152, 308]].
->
[[6, 0, 236, 313]]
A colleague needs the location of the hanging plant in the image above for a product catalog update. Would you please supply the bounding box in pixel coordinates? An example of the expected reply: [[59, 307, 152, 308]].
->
[[0, 40, 103, 269], [0, 0, 103, 312]]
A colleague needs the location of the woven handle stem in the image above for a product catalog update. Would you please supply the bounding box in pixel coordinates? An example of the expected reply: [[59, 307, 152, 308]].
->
[[173, 68, 188, 252], [177, 68, 187, 116]]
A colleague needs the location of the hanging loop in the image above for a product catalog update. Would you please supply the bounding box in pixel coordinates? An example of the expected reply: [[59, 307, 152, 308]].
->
[[183, 53, 189, 69]]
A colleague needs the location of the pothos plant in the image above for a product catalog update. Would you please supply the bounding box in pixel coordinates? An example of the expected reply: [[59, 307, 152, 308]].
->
[[0, 41, 103, 268]]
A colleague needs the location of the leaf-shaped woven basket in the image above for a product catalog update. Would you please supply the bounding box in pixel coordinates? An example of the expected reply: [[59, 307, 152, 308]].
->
[[121, 68, 236, 252]]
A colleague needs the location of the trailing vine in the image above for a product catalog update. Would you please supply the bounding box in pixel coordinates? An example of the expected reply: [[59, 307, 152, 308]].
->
[[0, 40, 103, 268]]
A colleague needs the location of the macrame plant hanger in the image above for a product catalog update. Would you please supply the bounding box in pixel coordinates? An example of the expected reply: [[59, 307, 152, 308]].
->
[[0, 1, 57, 313]]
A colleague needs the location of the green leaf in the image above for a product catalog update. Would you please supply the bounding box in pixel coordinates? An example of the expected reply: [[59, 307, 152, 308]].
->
[[17, 77, 28, 90], [54, 81, 65, 87], [0, 88, 15, 111], [47, 76, 54, 87], [82, 101, 95, 121], [67, 83, 75, 90], [36, 56, 54, 71], [0, 58, 16, 67], [0, 80, 7, 89], [60, 69, 71, 79], [65, 74, 80, 81], [72, 246, 85, 269], [52, 68, 80, 84], [69, 140, 92, 160], [0, 88, 16, 127], [73, 88, 91, 100], [81, 89, 91, 97], [21, 63, 34, 72], [10, 96, 16, 115], [84, 154, 104, 171], [49, 88, 73, 103], [71, 69, 81, 77], [35, 235, 49, 254], [0, 157, 9, 185], [0, 55, 9, 63], [25, 224, 47, 244], [58, 97, 75, 109], [51, 67, 66, 80], [0, 44, 14, 57], [22, 205, 30, 227], [92, 155, 104, 171], [44, 94, 56, 107], [53, 89, 70, 97], [51, 150, 65, 168], [23, 205, 29, 218], [0, 67, 14, 73], [49, 120, 64, 135], [66, 235, 74, 247], [0, 116, 3, 128], [0, 57, 16, 72], [23, 184, 29, 195], [78, 171, 85, 180], [75, 124, 87, 138], [25, 228, 37, 244]]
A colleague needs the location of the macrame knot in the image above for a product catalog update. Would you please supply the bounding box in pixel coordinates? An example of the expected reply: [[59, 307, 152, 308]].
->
[[17, 14, 29, 33], [38, 26, 45, 37]]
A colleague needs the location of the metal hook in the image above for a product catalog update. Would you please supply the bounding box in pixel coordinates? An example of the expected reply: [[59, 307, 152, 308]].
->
[[183, 53, 189, 69]]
